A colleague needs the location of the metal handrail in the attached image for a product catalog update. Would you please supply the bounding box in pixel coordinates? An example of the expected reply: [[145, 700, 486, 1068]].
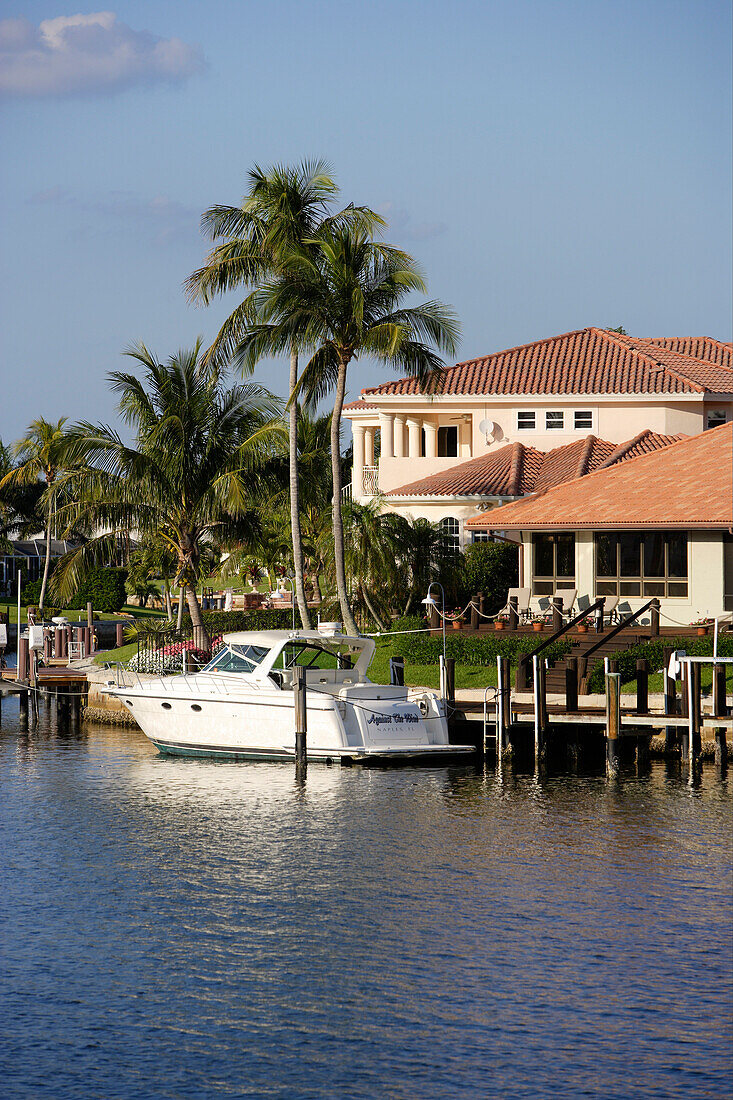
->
[[520, 597, 606, 668], [581, 598, 657, 661]]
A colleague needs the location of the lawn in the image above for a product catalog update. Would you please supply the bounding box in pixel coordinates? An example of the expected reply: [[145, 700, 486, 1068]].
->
[[1, 603, 167, 626]]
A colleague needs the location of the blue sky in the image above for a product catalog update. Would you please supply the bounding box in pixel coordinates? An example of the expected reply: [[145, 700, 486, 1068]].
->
[[1, 0, 731, 441]]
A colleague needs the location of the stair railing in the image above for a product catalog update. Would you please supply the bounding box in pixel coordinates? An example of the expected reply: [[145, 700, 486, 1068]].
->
[[519, 597, 606, 675], [579, 597, 659, 662]]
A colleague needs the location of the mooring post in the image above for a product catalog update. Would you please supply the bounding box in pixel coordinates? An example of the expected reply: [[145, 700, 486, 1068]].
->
[[429, 603, 440, 633], [478, 591, 487, 621], [293, 665, 307, 765], [533, 655, 547, 766], [565, 656, 578, 713], [54, 627, 62, 660], [650, 598, 660, 637], [389, 656, 405, 687], [605, 671, 621, 777], [86, 602, 93, 631], [551, 596, 562, 633], [445, 657, 456, 714], [469, 595, 479, 632], [713, 663, 728, 765], [30, 650, 39, 727], [688, 661, 702, 767], [636, 659, 649, 715], [18, 636, 29, 682], [508, 595, 519, 632], [43, 631, 51, 662], [116, 622, 124, 648]]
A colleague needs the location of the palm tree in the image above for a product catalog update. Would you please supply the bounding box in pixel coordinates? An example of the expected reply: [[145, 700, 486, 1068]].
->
[[53, 342, 282, 648], [185, 160, 381, 631], [236, 226, 460, 635], [0, 418, 69, 616]]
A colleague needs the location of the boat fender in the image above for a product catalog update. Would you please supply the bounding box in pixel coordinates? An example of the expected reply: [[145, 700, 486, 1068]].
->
[[418, 697, 429, 718]]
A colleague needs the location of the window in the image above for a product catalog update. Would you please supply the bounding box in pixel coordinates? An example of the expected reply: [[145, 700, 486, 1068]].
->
[[437, 425, 458, 457], [532, 533, 575, 594], [546, 411, 564, 430], [706, 410, 727, 430], [441, 516, 461, 552], [574, 410, 593, 429], [517, 411, 535, 431], [595, 532, 687, 597], [472, 531, 491, 543]]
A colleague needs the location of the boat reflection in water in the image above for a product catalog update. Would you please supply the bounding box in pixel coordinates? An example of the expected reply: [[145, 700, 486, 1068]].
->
[[109, 627, 473, 764]]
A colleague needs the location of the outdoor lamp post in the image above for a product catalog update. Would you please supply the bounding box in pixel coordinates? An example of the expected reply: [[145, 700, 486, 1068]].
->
[[422, 582, 447, 701]]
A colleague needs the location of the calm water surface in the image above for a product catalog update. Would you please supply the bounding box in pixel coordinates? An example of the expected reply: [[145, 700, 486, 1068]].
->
[[1, 697, 731, 1099]]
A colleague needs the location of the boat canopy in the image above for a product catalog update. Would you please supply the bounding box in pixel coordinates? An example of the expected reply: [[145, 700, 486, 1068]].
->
[[218, 630, 376, 681]]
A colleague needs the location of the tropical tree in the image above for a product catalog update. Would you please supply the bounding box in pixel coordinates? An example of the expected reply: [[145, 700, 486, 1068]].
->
[[185, 160, 381, 631], [236, 226, 460, 634], [0, 418, 69, 615], [53, 341, 282, 647]]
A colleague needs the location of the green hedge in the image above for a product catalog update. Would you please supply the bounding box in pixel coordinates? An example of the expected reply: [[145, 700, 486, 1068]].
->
[[586, 634, 733, 692], [23, 568, 128, 614], [398, 630, 573, 667], [186, 609, 295, 634]]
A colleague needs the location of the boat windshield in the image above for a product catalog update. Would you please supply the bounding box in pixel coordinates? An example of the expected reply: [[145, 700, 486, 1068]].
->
[[202, 644, 269, 674], [278, 640, 355, 671]]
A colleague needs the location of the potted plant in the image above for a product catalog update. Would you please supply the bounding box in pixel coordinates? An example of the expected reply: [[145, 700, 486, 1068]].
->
[[575, 614, 592, 634], [451, 610, 465, 631], [495, 614, 509, 632], [692, 617, 712, 636], [531, 615, 545, 633]]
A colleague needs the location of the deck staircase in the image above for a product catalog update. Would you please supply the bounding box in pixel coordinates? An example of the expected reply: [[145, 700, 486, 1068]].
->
[[543, 630, 652, 694]]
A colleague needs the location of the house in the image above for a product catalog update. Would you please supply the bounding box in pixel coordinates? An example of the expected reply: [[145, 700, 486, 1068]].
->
[[343, 328, 733, 548], [0, 539, 76, 598], [464, 423, 733, 622]]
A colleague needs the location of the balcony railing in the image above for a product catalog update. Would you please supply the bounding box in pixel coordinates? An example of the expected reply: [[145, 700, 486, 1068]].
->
[[361, 465, 379, 495]]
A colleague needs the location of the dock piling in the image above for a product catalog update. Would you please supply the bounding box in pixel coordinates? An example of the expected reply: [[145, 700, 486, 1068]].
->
[[636, 659, 649, 715], [565, 656, 578, 713], [293, 665, 307, 765], [713, 663, 728, 765], [532, 655, 548, 767], [605, 671, 621, 777], [497, 656, 511, 758], [445, 658, 456, 714]]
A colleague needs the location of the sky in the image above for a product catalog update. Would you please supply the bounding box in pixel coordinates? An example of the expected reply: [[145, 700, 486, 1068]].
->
[[0, 0, 731, 442]]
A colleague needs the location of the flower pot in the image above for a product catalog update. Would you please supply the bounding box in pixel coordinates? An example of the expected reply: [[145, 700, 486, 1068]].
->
[[452, 621, 463, 631], [696, 626, 708, 636], [577, 624, 588, 634], [495, 621, 506, 631], [532, 622, 544, 633]]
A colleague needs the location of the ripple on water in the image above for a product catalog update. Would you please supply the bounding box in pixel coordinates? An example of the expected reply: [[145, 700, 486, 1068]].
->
[[0, 704, 731, 1099]]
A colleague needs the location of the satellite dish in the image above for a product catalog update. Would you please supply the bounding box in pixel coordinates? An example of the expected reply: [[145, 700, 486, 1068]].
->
[[479, 419, 499, 439]]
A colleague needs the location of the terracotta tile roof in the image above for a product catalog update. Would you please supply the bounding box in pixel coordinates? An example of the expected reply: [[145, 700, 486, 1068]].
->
[[386, 430, 681, 498], [343, 401, 379, 411], [361, 328, 733, 398], [465, 423, 733, 530], [645, 337, 732, 369]]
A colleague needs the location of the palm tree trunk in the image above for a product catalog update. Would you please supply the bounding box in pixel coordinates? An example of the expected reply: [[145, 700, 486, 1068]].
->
[[331, 360, 359, 635], [164, 580, 173, 620], [289, 349, 311, 630], [186, 583, 210, 651], [38, 494, 53, 616], [176, 586, 185, 631], [362, 586, 386, 633]]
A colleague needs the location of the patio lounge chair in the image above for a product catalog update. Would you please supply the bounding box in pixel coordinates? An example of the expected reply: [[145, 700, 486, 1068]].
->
[[553, 587, 577, 619]]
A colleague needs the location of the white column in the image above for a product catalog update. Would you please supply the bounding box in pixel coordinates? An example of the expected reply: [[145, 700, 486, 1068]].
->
[[379, 413, 394, 459], [459, 417, 471, 457], [424, 421, 437, 459], [352, 424, 365, 496], [406, 417, 422, 457], [364, 426, 374, 467], [393, 415, 405, 458]]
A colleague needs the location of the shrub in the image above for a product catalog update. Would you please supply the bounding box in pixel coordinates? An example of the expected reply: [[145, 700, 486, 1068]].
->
[[23, 566, 128, 613], [400, 630, 572, 668], [183, 608, 296, 634], [585, 634, 733, 692], [459, 542, 518, 613]]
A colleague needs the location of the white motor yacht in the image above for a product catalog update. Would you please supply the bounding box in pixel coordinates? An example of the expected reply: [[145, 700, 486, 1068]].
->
[[109, 628, 474, 763]]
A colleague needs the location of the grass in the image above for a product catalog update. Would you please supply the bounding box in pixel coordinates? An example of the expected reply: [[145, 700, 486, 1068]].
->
[[93, 642, 138, 667], [0, 603, 167, 626]]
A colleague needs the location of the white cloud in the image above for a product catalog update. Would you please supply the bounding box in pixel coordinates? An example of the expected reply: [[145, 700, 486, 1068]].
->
[[28, 185, 199, 244], [0, 12, 205, 98]]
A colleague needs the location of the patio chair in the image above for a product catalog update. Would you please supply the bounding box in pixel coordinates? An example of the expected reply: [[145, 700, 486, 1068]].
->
[[553, 587, 577, 619], [601, 595, 619, 625], [529, 596, 552, 621], [506, 586, 531, 621]]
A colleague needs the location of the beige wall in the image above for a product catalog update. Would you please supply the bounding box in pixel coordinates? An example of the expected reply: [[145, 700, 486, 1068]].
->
[[346, 393, 728, 500], [518, 529, 726, 621]]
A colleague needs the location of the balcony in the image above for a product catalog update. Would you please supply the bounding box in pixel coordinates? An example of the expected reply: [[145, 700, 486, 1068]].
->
[[361, 465, 379, 495]]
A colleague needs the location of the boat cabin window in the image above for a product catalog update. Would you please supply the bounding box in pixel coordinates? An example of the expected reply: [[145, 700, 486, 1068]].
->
[[203, 644, 268, 673], [279, 641, 347, 671]]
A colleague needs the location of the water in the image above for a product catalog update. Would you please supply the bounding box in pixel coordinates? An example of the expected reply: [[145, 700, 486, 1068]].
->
[[1, 699, 731, 1099]]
